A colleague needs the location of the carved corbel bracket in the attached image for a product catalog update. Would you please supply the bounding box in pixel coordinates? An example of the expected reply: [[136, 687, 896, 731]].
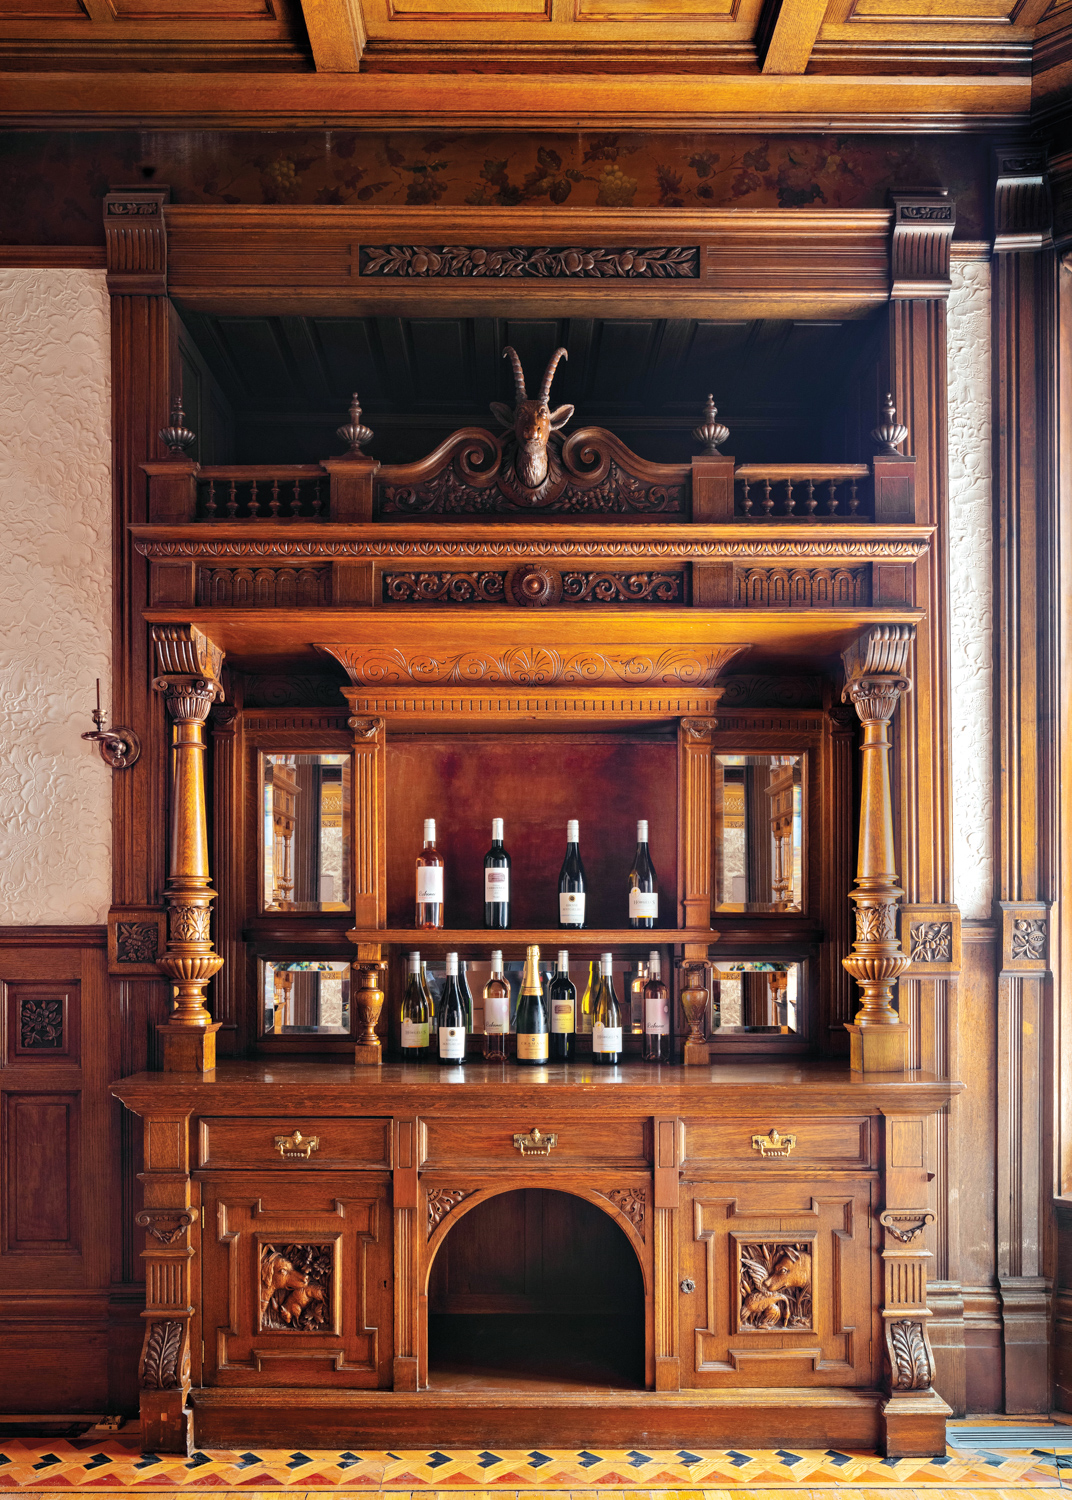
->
[[994, 149, 1052, 254], [135, 1207, 199, 1245], [104, 187, 169, 297], [890, 192, 955, 300]]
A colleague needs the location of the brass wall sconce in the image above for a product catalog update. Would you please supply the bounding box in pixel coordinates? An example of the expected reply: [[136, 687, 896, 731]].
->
[[82, 678, 141, 769]]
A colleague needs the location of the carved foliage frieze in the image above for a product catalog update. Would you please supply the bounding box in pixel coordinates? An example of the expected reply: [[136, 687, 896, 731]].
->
[[380, 568, 685, 605], [384, 571, 507, 604], [888, 1318, 933, 1390], [196, 565, 331, 608], [140, 1320, 185, 1390], [427, 1188, 470, 1234], [260, 1244, 333, 1332], [563, 571, 684, 604], [380, 460, 685, 517], [910, 922, 953, 963], [359, 245, 700, 279], [322, 644, 740, 688], [736, 567, 868, 608], [738, 1242, 813, 1331]]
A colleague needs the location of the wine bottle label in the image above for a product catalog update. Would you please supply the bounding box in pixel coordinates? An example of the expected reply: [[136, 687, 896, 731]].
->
[[417, 866, 443, 901], [629, 889, 658, 919], [484, 994, 509, 1032], [644, 996, 669, 1036], [438, 1026, 465, 1059], [484, 867, 510, 900], [401, 1020, 429, 1047], [592, 1024, 623, 1052], [516, 1032, 549, 1061], [559, 891, 585, 922], [551, 1000, 575, 1034]]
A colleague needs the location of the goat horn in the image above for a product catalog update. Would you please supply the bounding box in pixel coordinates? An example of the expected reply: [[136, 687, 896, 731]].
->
[[538, 346, 569, 404], [502, 345, 527, 402]]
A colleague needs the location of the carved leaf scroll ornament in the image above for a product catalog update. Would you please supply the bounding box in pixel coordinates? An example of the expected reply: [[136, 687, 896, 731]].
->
[[888, 1318, 933, 1389], [359, 245, 700, 279], [738, 1243, 813, 1331], [909, 921, 953, 963], [320, 644, 742, 689], [140, 1320, 185, 1389], [606, 1187, 647, 1235], [427, 1188, 470, 1233], [1011, 918, 1047, 961]]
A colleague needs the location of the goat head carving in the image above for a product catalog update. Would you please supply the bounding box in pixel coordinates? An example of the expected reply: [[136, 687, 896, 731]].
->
[[490, 345, 574, 490]]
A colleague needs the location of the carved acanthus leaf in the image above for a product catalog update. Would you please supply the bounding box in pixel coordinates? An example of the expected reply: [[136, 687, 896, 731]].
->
[[889, 1318, 933, 1390], [319, 644, 741, 689], [141, 1320, 185, 1389]]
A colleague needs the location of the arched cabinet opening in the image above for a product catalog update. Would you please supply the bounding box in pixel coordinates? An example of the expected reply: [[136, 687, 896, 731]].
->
[[427, 1189, 646, 1391]]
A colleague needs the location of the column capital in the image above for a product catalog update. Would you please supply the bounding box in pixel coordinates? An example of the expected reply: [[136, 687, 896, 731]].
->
[[889, 191, 955, 300]]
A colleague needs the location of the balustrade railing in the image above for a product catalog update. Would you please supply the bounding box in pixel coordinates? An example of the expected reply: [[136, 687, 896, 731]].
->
[[196, 467, 327, 521], [733, 465, 873, 521]]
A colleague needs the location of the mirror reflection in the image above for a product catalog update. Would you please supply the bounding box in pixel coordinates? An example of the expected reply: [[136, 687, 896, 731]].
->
[[714, 753, 803, 911], [262, 753, 350, 912], [262, 959, 351, 1035], [709, 960, 800, 1035]]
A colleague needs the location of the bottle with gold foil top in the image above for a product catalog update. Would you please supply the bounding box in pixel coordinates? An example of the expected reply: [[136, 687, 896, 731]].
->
[[515, 944, 549, 1065], [578, 958, 597, 1035]]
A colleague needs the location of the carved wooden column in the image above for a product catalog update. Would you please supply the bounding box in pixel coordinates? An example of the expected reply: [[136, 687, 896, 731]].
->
[[131, 1106, 197, 1454], [991, 146, 1057, 1414], [653, 1116, 685, 1390], [676, 714, 721, 1061], [842, 624, 913, 1073], [151, 624, 225, 1073], [392, 1116, 425, 1390], [210, 697, 242, 1055]]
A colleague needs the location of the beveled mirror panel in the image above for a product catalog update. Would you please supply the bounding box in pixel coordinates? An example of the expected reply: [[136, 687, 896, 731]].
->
[[261, 753, 350, 912], [714, 753, 803, 911], [262, 959, 352, 1035], [709, 959, 801, 1035]]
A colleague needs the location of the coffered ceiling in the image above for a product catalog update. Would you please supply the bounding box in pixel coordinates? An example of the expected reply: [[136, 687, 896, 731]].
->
[[1, 0, 1070, 127]]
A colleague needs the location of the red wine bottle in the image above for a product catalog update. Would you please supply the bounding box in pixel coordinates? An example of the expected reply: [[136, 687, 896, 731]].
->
[[437, 952, 467, 1064], [548, 949, 575, 1062], [484, 817, 511, 928]]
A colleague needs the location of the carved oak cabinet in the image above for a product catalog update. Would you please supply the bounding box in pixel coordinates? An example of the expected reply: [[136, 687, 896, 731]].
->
[[113, 353, 962, 1459]]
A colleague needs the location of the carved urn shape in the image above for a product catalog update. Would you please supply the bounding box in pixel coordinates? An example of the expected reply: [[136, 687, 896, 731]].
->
[[679, 960, 711, 1065], [692, 393, 730, 454], [337, 392, 374, 454], [158, 397, 196, 457], [870, 393, 909, 455]]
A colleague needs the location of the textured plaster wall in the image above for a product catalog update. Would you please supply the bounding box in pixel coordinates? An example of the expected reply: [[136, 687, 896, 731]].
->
[[946, 259, 994, 922], [0, 269, 112, 924]]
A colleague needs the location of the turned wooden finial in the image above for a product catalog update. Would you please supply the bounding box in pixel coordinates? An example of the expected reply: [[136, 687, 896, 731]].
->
[[337, 392, 374, 455], [159, 397, 196, 457], [871, 393, 909, 455], [693, 394, 730, 454]]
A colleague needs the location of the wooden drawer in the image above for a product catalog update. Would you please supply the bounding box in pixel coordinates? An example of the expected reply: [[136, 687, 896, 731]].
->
[[682, 1116, 874, 1172], [423, 1114, 650, 1170], [197, 1116, 391, 1172]]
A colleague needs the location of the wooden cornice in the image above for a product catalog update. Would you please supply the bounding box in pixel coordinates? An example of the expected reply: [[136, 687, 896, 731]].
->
[[0, 69, 1029, 130]]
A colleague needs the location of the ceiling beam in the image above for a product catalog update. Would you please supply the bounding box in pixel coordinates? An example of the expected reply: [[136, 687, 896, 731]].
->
[[299, 0, 366, 70], [758, 0, 830, 74]]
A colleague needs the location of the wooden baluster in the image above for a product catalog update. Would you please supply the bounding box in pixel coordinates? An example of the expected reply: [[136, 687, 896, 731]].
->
[[848, 477, 860, 516], [785, 477, 795, 516], [225, 479, 237, 518], [740, 478, 752, 516], [248, 479, 258, 518], [805, 478, 816, 517], [311, 478, 324, 518], [825, 479, 838, 514], [291, 479, 301, 517], [202, 480, 215, 520], [761, 478, 773, 516], [268, 478, 280, 518]]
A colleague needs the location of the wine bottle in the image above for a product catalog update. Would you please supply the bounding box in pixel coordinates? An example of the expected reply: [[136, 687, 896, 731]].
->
[[629, 960, 648, 1034], [483, 949, 509, 1061], [548, 949, 575, 1062], [592, 951, 623, 1065], [578, 958, 597, 1035], [459, 958, 475, 1030], [558, 819, 587, 928], [400, 951, 430, 1062], [420, 958, 438, 1034], [515, 945, 549, 1065], [437, 951, 467, 1064], [643, 949, 670, 1062], [627, 819, 658, 929], [484, 817, 511, 929], [416, 818, 444, 929]]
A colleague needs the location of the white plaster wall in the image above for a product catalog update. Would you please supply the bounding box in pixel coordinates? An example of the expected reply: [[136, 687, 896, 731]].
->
[[0, 269, 112, 924], [946, 259, 994, 922]]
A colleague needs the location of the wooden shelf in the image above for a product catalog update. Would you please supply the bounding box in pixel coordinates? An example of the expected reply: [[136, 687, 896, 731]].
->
[[346, 927, 716, 947]]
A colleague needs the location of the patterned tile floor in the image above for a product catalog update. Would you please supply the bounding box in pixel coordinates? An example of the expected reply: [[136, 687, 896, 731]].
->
[[0, 1434, 1066, 1492]]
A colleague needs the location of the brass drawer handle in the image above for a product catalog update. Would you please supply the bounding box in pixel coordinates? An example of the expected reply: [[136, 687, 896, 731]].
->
[[751, 1128, 796, 1158], [274, 1129, 320, 1160], [513, 1126, 557, 1156]]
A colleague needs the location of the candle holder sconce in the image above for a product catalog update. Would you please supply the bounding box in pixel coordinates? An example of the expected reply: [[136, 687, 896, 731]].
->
[[82, 678, 141, 769]]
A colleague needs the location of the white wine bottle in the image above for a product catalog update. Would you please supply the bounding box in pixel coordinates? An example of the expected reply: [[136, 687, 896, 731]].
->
[[627, 819, 658, 928], [515, 944, 549, 1065], [416, 818, 444, 929], [400, 951, 430, 1062], [558, 819, 586, 928], [629, 960, 648, 1034], [437, 951, 467, 1064], [592, 951, 623, 1065], [483, 949, 509, 1061]]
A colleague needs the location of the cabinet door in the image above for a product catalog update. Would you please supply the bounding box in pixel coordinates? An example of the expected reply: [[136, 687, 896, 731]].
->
[[679, 1177, 879, 1388], [200, 1172, 392, 1388]]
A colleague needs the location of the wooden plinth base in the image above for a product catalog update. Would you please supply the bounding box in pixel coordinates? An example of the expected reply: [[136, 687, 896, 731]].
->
[[682, 1038, 710, 1065], [847, 1021, 910, 1073], [190, 1385, 892, 1452], [141, 1388, 193, 1456], [881, 1388, 953, 1457], [354, 1040, 383, 1065], [158, 1021, 220, 1074]]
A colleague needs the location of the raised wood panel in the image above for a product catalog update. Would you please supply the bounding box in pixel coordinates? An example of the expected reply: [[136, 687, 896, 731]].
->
[[198, 1115, 392, 1170], [361, 0, 764, 37], [683, 1116, 874, 1171], [680, 1177, 878, 1388], [200, 1173, 392, 1388], [423, 1115, 651, 1169], [5, 980, 80, 1063], [2, 1094, 81, 1255]]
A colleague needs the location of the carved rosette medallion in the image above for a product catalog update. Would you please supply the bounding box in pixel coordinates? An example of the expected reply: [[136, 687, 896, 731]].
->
[[20, 996, 63, 1049], [738, 1242, 813, 1331], [888, 1318, 934, 1390], [910, 922, 953, 963], [605, 1187, 647, 1235], [259, 1244, 333, 1332], [427, 1188, 471, 1233], [507, 564, 564, 607]]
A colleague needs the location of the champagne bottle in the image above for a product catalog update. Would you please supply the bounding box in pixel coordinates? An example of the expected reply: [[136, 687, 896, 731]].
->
[[416, 818, 444, 929], [483, 949, 509, 1061], [420, 958, 438, 1034], [437, 951, 467, 1064], [515, 944, 549, 1065], [400, 951, 430, 1062], [484, 817, 511, 929], [459, 958, 475, 1030], [592, 951, 623, 1065], [629, 960, 648, 1034], [558, 819, 586, 928], [548, 949, 575, 1061], [643, 949, 670, 1062], [578, 958, 597, 1035], [627, 818, 658, 929]]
